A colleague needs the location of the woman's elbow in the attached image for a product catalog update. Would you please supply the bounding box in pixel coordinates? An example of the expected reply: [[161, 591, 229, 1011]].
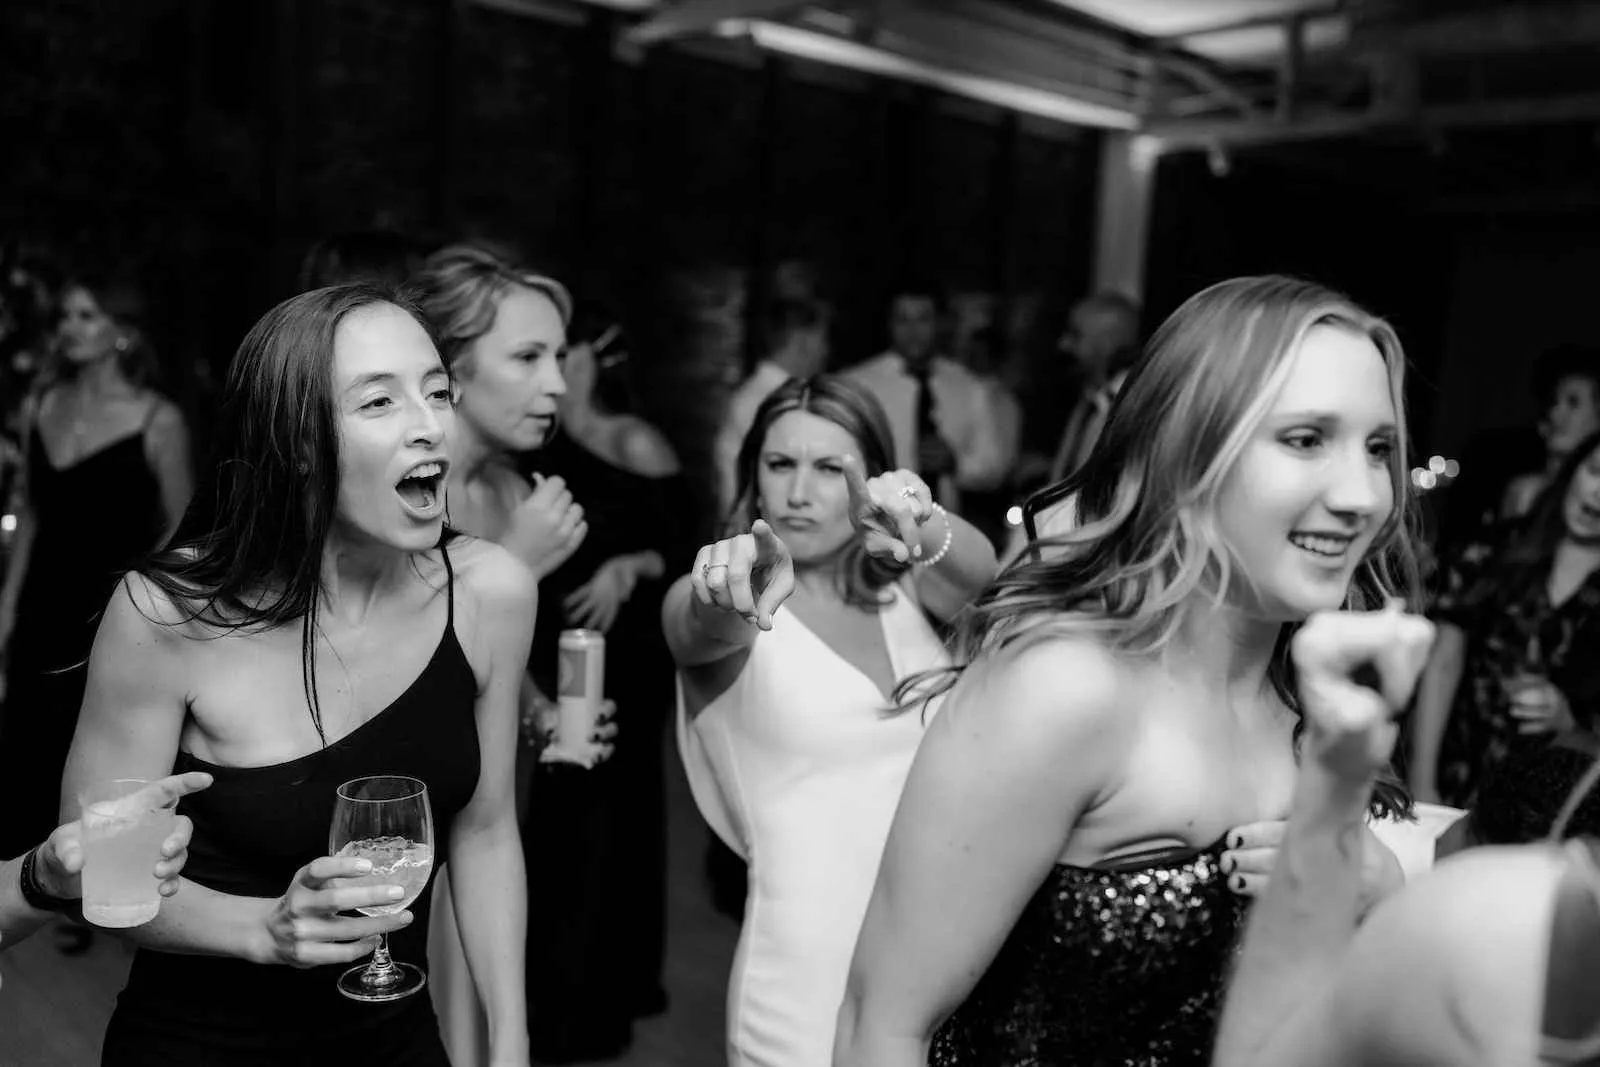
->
[[833, 972, 931, 1067]]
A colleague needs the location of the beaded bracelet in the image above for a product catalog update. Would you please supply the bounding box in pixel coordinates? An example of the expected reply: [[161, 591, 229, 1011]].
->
[[916, 503, 954, 568]]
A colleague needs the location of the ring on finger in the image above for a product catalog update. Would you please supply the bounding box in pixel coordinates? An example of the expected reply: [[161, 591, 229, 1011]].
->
[[898, 485, 919, 499], [703, 562, 729, 579]]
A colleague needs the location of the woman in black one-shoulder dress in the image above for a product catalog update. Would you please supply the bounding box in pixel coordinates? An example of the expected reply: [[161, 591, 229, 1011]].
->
[[60, 285, 537, 1065]]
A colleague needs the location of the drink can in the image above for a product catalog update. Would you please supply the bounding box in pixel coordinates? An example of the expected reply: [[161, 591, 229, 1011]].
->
[[556, 629, 606, 749]]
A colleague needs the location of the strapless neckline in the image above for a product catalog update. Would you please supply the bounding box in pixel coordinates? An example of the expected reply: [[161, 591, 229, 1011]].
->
[[932, 831, 1244, 1066]]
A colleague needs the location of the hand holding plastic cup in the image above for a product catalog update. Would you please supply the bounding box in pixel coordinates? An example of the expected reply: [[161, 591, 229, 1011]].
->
[[78, 778, 181, 928]]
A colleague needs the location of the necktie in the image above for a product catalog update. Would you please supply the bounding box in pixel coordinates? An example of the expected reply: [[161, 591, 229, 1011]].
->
[[910, 361, 940, 484]]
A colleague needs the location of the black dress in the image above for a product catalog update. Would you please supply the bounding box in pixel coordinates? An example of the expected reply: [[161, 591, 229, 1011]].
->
[[931, 837, 1246, 1067], [0, 416, 164, 858], [101, 546, 481, 1067], [1430, 528, 1600, 809], [518, 430, 690, 1058]]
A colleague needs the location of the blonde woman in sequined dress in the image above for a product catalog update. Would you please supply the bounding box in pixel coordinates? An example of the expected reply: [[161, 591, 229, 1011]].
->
[[837, 276, 1420, 1067]]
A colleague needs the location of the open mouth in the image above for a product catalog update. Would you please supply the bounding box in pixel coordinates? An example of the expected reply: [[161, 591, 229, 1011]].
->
[[395, 460, 447, 516], [1288, 531, 1355, 559]]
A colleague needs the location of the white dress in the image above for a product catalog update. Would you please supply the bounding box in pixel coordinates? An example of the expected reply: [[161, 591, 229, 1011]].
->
[[677, 582, 949, 1067]]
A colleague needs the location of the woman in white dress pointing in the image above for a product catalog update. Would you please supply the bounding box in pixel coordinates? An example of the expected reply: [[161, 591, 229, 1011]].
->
[[664, 375, 996, 1067]]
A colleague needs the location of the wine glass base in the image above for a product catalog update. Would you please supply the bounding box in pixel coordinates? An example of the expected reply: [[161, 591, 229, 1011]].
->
[[336, 961, 427, 1003]]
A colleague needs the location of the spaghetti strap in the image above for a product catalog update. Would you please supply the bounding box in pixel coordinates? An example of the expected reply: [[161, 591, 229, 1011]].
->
[[141, 398, 162, 433], [441, 541, 456, 629]]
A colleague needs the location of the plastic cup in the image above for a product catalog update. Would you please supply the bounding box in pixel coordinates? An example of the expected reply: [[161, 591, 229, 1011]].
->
[[78, 778, 177, 928]]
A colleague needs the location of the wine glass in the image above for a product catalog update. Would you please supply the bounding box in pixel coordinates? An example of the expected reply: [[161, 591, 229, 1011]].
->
[[329, 775, 435, 1002]]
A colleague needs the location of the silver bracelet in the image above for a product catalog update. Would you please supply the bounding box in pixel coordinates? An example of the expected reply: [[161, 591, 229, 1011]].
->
[[916, 503, 954, 568]]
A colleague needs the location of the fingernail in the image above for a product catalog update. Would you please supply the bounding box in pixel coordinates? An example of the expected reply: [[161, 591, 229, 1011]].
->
[[1222, 856, 1235, 873], [355, 860, 373, 874], [387, 886, 404, 900], [400, 911, 414, 924], [1232, 875, 1246, 891], [1228, 834, 1242, 849]]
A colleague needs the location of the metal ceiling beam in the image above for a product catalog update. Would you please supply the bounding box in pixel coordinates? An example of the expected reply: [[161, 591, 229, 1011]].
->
[[1146, 90, 1600, 151], [1147, 2, 1346, 46], [624, 0, 811, 45], [1148, 48, 1264, 118], [860, 1, 1143, 110]]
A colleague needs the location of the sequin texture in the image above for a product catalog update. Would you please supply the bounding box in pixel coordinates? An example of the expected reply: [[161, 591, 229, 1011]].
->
[[930, 837, 1246, 1066]]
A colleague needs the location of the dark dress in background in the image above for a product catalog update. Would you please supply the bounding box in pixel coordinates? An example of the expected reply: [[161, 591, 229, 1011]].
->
[[519, 430, 689, 1061], [1431, 529, 1600, 809], [0, 411, 164, 858], [101, 546, 479, 1066], [931, 838, 1247, 1067]]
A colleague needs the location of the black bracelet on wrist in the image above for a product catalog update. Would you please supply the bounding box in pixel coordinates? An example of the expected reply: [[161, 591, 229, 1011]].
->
[[19, 845, 78, 914]]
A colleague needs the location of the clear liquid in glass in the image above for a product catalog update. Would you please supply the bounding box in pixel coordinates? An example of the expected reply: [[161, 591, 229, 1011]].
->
[[329, 775, 433, 1002]]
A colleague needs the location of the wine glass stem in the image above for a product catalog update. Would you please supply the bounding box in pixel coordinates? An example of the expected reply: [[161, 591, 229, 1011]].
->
[[363, 932, 402, 989]]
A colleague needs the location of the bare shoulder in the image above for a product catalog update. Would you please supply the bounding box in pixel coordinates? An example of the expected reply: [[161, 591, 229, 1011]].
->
[[617, 418, 681, 477], [940, 630, 1131, 754], [145, 395, 186, 432], [101, 570, 202, 648], [448, 535, 538, 610]]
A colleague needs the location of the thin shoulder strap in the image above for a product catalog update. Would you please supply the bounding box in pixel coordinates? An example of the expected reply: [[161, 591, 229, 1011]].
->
[[440, 539, 456, 629], [141, 397, 162, 433]]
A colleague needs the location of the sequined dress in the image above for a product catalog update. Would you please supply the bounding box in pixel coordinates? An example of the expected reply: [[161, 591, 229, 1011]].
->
[[931, 836, 1245, 1067]]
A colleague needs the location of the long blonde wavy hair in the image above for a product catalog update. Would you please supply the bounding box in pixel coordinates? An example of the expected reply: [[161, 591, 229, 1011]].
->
[[906, 275, 1423, 813]]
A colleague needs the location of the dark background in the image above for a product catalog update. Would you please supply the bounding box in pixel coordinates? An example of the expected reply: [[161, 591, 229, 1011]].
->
[[7, 0, 1600, 512]]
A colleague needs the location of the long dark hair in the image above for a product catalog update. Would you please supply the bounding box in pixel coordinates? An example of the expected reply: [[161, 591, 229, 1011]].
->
[[1489, 431, 1600, 597], [727, 374, 902, 611], [141, 283, 437, 744], [904, 276, 1420, 817]]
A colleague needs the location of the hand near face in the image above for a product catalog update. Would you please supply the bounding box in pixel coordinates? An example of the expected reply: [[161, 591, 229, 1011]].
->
[[841, 458, 934, 566], [690, 520, 795, 630], [506, 474, 587, 579], [1291, 602, 1436, 783]]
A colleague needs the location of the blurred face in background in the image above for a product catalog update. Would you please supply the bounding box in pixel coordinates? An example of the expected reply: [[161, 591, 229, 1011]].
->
[[57, 286, 122, 367], [787, 322, 830, 378], [889, 295, 939, 365], [1542, 374, 1600, 458], [1059, 299, 1137, 384], [1561, 442, 1600, 545]]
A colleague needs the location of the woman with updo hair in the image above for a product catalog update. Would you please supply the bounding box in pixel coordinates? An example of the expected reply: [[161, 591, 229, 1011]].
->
[[408, 244, 618, 1065]]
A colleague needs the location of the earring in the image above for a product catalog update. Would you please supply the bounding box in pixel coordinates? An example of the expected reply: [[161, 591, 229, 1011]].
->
[[114, 336, 130, 353]]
